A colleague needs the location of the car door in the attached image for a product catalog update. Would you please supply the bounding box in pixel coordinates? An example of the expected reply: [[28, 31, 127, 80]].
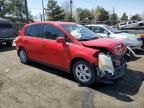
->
[[41, 24, 69, 69], [23, 24, 44, 61], [93, 26, 109, 38]]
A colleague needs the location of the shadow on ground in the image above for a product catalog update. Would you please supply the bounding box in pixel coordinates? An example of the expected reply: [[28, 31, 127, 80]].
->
[[27, 61, 144, 102], [90, 69, 144, 102], [0, 45, 16, 52]]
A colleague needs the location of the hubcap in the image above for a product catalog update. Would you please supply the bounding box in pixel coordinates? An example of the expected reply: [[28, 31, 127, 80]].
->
[[19, 50, 27, 63], [75, 64, 91, 82]]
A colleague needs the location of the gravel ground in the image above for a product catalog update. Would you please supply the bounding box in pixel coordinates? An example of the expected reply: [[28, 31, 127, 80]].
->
[[0, 45, 144, 108]]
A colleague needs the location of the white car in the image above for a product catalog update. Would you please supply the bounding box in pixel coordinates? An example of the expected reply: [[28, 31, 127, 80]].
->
[[119, 21, 139, 29], [85, 24, 142, 49]]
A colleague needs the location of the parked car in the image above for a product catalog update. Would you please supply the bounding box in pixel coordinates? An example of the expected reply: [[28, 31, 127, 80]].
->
[[16, 22, 128, 85], [118, 21, 139, 29], [0, 18, 15, 46], [137, 21, 144, 29], [85, 24, 142, 50], [118, 20, 144, 30]]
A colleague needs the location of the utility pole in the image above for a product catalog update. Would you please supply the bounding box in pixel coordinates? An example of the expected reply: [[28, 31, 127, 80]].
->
[[24, 0, 29, 23], [70, 0, 72, 22], [42, 0, 45, 21], [40, 14, 43, 22], [143, 12, 144, 20]]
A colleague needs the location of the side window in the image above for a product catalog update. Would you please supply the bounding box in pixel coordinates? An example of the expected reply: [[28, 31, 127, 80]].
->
[[0, 23, 12, 28], [93, 26, 108, 34], [86, 26, 93, 30], [30, 24, 42, 37], [25, 26, 31, 36], [128, 22, 131, 24], [93, 26, 100, 33], [43, 24, 65, 40]]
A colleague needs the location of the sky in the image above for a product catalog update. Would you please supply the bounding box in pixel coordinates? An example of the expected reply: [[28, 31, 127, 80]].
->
[[27, 0, 144, 20]]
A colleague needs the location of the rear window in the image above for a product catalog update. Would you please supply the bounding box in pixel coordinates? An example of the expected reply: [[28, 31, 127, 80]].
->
[[25, 26, 31, 36], [0, 23, 12, 28], [25, 24, 43, 37]]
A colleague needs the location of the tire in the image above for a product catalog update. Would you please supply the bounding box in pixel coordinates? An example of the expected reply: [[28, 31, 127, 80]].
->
[[72, 60, 96, 86], [19, 48, 29, 64], [6, 41, 13, 47]]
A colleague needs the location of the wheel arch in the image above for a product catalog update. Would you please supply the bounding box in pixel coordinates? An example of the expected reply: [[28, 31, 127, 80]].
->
[[17, 46, 25, 56], [70, 57, 91, 72]]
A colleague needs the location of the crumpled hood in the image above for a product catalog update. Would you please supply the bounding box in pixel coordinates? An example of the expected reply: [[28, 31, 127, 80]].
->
[[82, 38, 127, 55]]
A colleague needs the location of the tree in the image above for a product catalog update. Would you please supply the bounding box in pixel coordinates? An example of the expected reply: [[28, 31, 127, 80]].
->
[[109, 13, 118, 25], [76, 8, 94, 23], [95, 6, 109, 22], [130, 14, 142, 21], [47, 0, 65, 21], [0, 0, 5, 17], [110, 13, 118, 21], [0, 0, 33, 22], [121, 12, 128, 21]]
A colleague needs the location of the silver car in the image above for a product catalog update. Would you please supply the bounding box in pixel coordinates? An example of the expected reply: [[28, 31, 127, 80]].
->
[[85, 24, 142, 50]]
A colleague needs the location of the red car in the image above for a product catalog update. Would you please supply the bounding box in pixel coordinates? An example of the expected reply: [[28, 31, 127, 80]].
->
[[15, 21, 128, 85]]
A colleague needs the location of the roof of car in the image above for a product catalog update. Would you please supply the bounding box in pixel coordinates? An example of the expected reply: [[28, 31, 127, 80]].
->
[[26, 21, 76, 26], [85, 24, 107, 27]]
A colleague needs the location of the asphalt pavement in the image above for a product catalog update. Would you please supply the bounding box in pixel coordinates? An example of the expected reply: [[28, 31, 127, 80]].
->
[[0, 45, 144, 108]]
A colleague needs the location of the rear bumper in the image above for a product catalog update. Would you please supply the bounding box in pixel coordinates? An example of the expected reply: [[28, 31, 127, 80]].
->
[[0, 37, 15, 42]]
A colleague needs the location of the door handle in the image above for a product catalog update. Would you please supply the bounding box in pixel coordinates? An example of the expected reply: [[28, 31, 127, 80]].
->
[[41, 42, 47, 46]]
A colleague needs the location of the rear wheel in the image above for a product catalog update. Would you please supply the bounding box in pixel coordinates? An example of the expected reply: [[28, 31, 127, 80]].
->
[[72, 60, 96, 86], [6, 41, 13, 47], [19, 48, 29, 64]]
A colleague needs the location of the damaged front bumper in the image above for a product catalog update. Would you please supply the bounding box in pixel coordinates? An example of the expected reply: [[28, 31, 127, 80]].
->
[[96, 61, 127, 81], [103, 61, 127, 80], [96, 53, 127, 81]]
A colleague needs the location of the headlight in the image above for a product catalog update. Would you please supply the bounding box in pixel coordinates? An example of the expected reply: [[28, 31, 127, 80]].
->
[[114, 43, 126, 55], [125, 38, 137, 42]]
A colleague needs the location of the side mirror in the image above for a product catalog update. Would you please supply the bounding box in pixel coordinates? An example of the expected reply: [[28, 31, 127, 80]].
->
[[56, 37, 66, 44], [107, 32, 111, 37]]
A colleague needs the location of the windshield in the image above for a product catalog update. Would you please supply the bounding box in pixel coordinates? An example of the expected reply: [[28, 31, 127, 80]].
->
[[0, 23, 12, 28], [61, 24, 99, 41], [104, 26, 121, 34]]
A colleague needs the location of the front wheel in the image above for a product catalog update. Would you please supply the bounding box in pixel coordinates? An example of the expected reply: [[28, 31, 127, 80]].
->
[[72, 60, 96, 86]]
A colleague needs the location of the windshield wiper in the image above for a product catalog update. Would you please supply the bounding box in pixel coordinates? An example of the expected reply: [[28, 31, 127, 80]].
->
[[78, 37, 98, 41], [88, 37, 98, 40], [78, 38, 89, 41]]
